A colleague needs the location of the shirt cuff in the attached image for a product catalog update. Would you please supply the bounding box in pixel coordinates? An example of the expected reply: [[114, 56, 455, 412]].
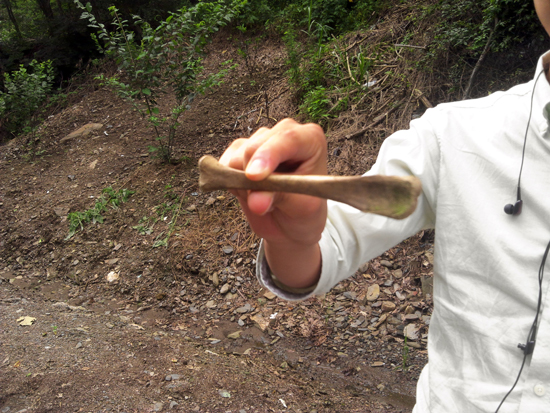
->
[[256, 239, 319, 301]]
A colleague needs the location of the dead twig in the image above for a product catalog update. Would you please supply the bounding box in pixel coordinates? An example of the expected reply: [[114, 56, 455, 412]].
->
[[394, 44, 426, 50], [344, 98, 406, 140]]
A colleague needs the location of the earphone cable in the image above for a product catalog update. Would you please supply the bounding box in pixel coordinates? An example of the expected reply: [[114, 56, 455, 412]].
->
[[494, 238, 550, 413]]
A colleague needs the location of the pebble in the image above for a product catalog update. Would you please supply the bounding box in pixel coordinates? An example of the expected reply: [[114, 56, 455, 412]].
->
[[106, 271, 119, 283], [263, 291, 276, 300], [235, 303, 252, 313], [220, 284, 230, 294], [169, 401, 178, 409], [206, 301, 216, 309], [343, 291, 357, 300], [380, 260, 393, 268], [105, 258, 119, 265], [222, 246, 234, 254], [76, 342, 83, 349], [227, 331, 241, 339], [366, 284, 380, 301], [153, 402, 163, 412], [404, 323, 420, 340], [381, 301, 396, 312]]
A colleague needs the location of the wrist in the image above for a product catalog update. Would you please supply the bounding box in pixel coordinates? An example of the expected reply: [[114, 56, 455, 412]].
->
[[264, 240, 321, 289]]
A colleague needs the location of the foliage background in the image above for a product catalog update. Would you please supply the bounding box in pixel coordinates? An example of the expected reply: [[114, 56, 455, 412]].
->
[[0, 0, 548, 142]]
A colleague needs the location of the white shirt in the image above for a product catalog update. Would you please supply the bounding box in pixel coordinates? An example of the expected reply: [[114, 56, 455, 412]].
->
[[258, 52, 550, 412]]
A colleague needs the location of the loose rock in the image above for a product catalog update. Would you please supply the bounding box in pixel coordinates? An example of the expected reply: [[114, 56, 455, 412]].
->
[[366, 284, 380, 301], [220, 283, 230, 294]]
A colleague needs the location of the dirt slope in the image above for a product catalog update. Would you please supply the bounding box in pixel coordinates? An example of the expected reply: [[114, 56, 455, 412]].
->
[[0, 31, 433, 412]]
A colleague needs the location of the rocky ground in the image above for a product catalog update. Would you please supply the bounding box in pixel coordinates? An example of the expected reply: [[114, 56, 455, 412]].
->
[[0, 29, 434, 413]]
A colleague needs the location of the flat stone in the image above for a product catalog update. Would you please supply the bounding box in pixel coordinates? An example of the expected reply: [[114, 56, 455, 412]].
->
[[227, 331, 241, 339], [404, 323, 420, 340], [60, 123, 103, 143], [366, 284, 380, 301], [251, 314, 269, 331], [235, 304, 251, 313], [263, 291, 276, 300], [381, 301, 396, 312], [343, 291, 357, 300], [220, 283, 230, 294]]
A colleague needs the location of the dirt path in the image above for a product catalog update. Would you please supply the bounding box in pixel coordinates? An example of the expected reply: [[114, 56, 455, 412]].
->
[[1, 280, 416, 413]]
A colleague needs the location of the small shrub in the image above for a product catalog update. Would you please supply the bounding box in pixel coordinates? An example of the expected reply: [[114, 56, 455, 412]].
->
[[0, 59, 54, 137], [76, 0, 245, 162]]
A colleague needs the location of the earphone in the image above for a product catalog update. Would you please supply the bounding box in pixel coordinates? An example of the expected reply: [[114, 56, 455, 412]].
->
[[496, 69, 547, 412], [503, 70, 545, 215]]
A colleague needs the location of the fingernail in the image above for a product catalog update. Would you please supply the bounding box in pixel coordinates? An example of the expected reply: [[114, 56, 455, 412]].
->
[[246, 158, 267, 177]]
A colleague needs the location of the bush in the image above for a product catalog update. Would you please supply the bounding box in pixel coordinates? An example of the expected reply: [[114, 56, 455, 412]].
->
[[0, 59, 54, 137]]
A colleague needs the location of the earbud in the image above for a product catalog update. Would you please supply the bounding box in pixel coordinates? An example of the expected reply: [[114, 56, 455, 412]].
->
[[504, 200, 522, 215]]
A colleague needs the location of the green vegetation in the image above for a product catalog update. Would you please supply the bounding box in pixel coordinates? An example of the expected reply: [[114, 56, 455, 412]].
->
[[0, 0, 545, 142], [133, 181, 190, 247], [66, 187, 135, 240], [402, 336, 410, 371], [0, 59, 54, 137], [76, 0, 244, 162]]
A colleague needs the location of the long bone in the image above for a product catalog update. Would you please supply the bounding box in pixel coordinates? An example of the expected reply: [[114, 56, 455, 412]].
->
[[198, 155, 422, 220]]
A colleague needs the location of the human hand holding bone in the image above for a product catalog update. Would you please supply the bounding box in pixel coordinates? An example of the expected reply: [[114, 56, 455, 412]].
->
[[206, 119, 421, 290]]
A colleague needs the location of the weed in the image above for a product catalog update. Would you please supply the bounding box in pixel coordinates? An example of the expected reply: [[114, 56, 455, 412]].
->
[[133, 181, 189, 248], [402, 336, 410, 371], [66, 187, 134, 240], [300, 86, 332, 123]]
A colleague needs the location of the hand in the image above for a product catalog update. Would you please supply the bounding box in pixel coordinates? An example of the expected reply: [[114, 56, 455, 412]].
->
[[219, 119, 328, 288]]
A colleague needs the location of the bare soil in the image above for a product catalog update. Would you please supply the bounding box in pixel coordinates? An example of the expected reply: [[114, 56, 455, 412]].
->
[[0, 30, 434, 413]]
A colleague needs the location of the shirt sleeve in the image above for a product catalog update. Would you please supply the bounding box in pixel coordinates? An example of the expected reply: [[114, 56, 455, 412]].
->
[[256, 109, 442, 300]]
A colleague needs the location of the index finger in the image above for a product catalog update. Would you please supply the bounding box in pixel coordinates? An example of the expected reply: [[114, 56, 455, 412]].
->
[[244, 119, 327, 181]]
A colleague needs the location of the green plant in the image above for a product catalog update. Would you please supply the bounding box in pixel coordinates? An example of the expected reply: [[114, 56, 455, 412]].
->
[[133, 182, 189, 247], [300, 86, 332, 123], [402, 336, 410, 371], [66, 187, 134, 240], [76, 0, 244, 162], [0, 59, 54, 137]]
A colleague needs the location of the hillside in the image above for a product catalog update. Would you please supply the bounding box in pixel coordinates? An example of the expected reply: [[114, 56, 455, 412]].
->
[[1, 1, 548, 411]]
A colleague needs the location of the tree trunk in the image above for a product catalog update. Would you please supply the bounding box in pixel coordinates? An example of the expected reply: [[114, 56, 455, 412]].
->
[[2, 0, 22, 39], [34, 0, 55, 20], [55, 0, 64, 14]]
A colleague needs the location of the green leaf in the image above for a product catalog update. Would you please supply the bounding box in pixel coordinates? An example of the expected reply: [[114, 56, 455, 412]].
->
[[142, 88, 151, 96]]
